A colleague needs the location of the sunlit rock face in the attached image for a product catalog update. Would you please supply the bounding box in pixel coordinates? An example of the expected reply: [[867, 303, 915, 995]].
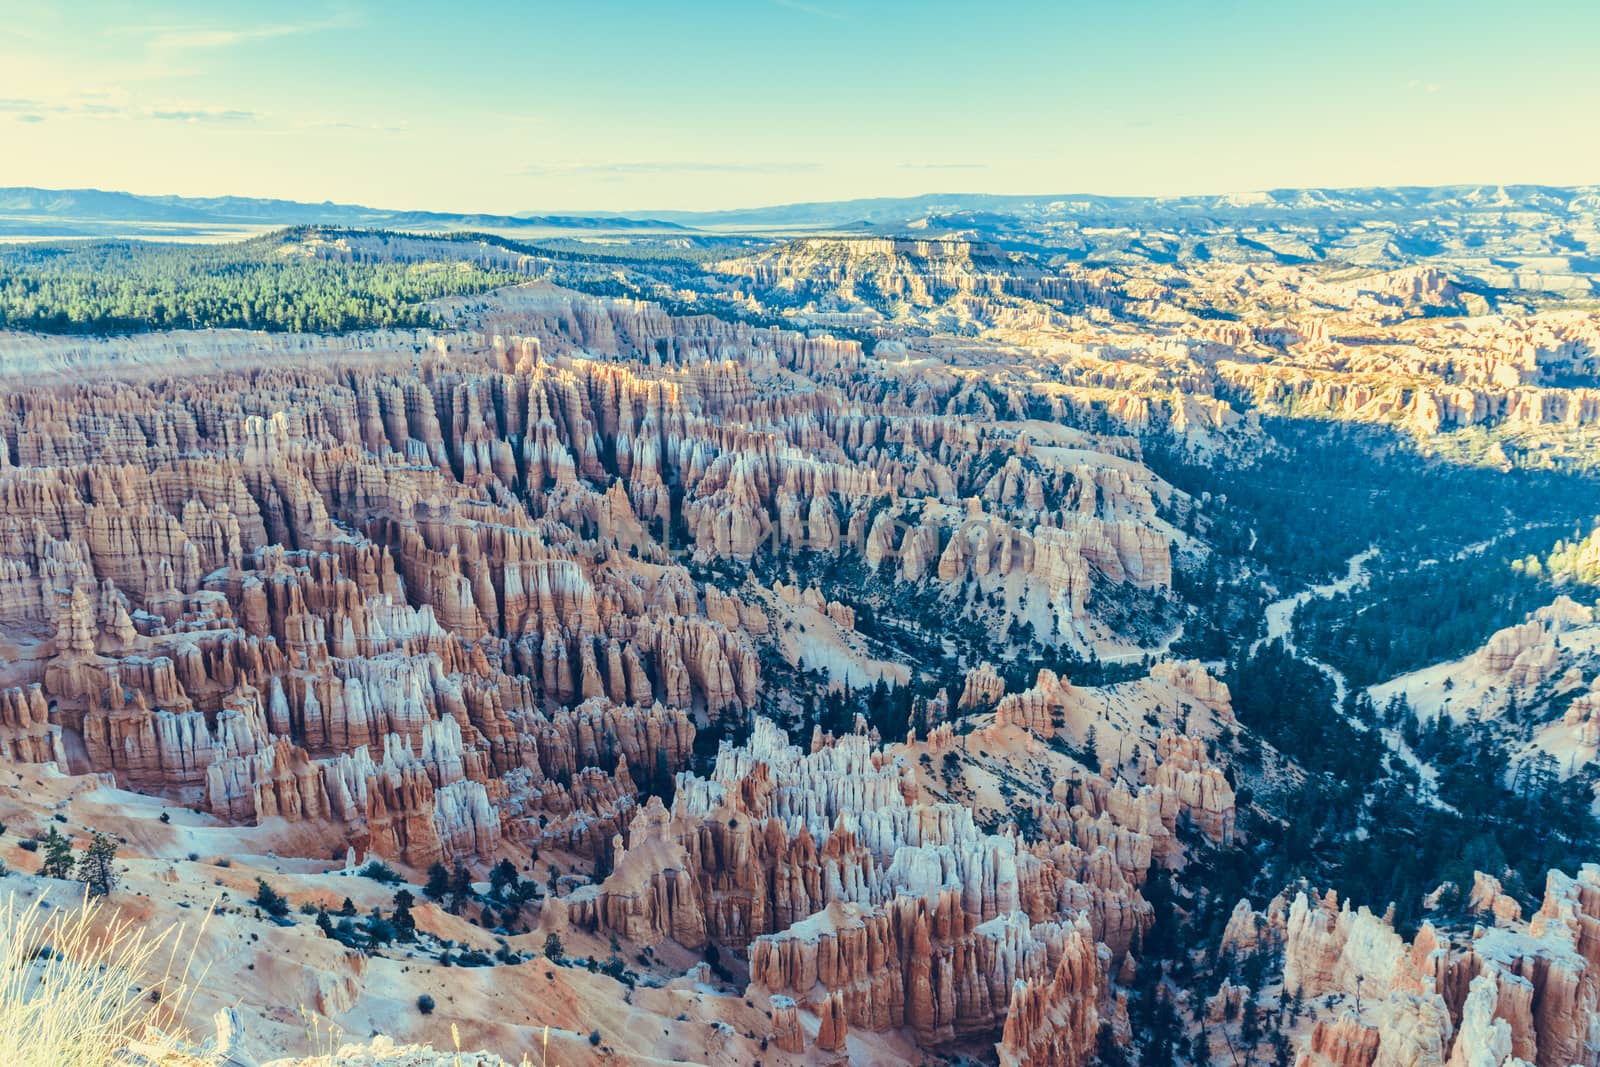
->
[[1276, 866, 1600, 1067], [5, 190, 1600, 1067], [0, 275, 1228, 1063]]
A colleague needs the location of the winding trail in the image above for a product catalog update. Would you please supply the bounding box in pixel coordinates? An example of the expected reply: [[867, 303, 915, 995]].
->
[[1253, 546, 1377, 708], [1256, 544, 1455, 805]]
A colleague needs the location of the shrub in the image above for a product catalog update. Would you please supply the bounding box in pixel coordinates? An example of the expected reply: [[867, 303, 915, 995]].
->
[[590, 1030, 602, 1047], [363, 913, 396, 948], [253, 880, 290, 919], [543, 933, 564, 961], [357, 860, 402, 885], [416, 994, 435, 1015]]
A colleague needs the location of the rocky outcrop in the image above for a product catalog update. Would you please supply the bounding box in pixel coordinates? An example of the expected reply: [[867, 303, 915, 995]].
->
[[1472, 600, 1591, 688], [560, 715, 1216, 1055], [1283, 865, 1600, 1067], [997, 922, 1106, 1067], [1220, 895, 1287, 959], [816, 988, 849, 1053], [1467, 872, 1524, 926], [994, 670, 1076, 737], [959, 662, 1006, 709], [0, 683, 66, 764], [1144, 733, 1236, 845], [767, 994, 807, 1054]]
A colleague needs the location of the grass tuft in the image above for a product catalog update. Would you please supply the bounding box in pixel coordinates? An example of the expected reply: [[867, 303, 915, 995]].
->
[[0, 890, 202, 1067]]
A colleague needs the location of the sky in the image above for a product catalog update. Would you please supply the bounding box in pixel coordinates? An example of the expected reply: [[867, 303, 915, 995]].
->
[[2, 0, 1598, 214]]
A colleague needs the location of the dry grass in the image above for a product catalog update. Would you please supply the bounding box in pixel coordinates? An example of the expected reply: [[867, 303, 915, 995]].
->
[[0, 889, 202, 1067]]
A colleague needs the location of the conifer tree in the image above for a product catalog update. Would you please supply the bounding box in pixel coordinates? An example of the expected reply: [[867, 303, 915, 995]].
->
[[76, 832, 119, 898], [39, 827, 75, 880]]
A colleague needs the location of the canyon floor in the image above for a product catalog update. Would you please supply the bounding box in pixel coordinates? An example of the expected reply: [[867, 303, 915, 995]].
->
[[2, 187, 1600, 1066]]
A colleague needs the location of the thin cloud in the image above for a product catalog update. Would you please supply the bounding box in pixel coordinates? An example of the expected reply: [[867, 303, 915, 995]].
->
[[292, 117, 411, 134], [0, 97, 66, 114], [899, 162, 986, 171], [147, 26, 305, 50], [147, 107, 257, 123], [524, 161, 821, 178], [111, 11, 360, 52], [0, 95, 261, 124]]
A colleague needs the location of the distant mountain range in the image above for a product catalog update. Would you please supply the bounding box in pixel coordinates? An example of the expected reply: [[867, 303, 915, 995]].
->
[[5, 185, 1600, 260], [0, 187, 684, 237], [606, 184, 1600, 230]]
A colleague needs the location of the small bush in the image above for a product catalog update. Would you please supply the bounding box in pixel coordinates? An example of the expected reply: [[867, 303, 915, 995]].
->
[[363, 914, 396, 948], [590, 1030, 602, 1047], [15, 840, 34, 853], [416, 994, 435, 1015], [357, 860, 402, 885], [253, 880, 290, 919]]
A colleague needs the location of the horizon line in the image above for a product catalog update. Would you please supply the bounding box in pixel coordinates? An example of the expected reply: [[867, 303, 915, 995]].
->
[[4, 179, 1598, 222]]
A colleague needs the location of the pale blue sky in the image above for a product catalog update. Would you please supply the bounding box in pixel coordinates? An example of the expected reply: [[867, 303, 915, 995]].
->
[[2, 0, 1597, 213]]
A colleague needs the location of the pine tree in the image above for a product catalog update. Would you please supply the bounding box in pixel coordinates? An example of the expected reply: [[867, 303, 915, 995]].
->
[[76, 832, 118, 898], [489, 858, 519, 899], [423, 861, 450, 901], [449, 863, 473, 911], [39, 827, 75, 880], [364, 910, 396, 947], [392, 889, 417, 941]]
